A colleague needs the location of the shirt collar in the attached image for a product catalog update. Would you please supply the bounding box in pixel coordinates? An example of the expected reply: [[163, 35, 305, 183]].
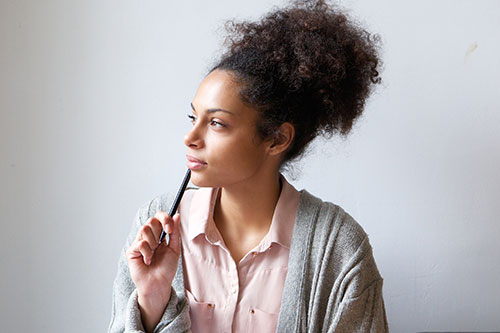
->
[[187, 186, 221, 244], [260, 173, 300, 250], [187, 173, 301, 249]]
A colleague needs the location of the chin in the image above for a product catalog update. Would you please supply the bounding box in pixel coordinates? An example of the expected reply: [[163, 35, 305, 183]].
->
[[189, 166, 255, 188], [189, 170, 217, 188]]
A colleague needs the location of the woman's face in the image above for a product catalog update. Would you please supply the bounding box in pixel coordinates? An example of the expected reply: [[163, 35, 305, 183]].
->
[[184, 69, 272, 188]]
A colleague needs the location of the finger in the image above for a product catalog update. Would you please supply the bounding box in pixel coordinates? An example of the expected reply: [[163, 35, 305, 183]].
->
[[134, 217, 153, 243], [139, 224, 159, 252], [137, 239, 154, 265], [134, 216, 161, 242], [147, 215, 166, 241], [126, 240, 153, 265], [155, 211, 174, 235], [168, 213, 181, 253]]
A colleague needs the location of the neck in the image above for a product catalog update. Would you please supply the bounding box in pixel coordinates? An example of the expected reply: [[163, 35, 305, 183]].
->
[[214, 171, 283, 240]]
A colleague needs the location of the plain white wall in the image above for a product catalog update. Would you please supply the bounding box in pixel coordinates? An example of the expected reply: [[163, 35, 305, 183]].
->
[[1, 0, 499, 331]]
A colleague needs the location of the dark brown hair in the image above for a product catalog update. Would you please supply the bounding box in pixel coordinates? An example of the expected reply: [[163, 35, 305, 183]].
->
[[209, 0, 382, 171]]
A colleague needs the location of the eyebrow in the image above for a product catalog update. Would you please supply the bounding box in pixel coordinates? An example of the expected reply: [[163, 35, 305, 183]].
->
[[190, 102, 234, 116]]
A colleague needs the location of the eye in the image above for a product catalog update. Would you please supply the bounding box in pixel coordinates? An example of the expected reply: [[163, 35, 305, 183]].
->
[[187, 114, 226, 128], [210, 120, 225, 128]]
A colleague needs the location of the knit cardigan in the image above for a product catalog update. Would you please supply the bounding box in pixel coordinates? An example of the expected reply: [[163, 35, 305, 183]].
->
[[108, 188, 389, 332]]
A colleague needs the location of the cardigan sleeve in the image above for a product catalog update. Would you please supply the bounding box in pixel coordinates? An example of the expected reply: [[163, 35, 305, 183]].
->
[[108, 196, 191, 333], [331, 278, 389, 332], [329, 236, 389, 332]]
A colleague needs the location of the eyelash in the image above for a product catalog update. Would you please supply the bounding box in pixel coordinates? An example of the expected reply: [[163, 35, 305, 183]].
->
[[187, 114, 225, 128]]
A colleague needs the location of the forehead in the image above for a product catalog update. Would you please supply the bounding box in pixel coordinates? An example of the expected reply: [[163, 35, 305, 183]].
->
[[193, 69, 257, 119]]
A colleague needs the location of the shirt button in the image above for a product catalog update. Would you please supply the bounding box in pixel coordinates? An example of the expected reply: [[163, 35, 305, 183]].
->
[[250, 309, 255, 314], [207, 303, 213, 308], [252, 252, 257, 256]]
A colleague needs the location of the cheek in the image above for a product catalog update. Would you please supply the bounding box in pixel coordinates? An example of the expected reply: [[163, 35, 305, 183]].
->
[[207, 133, 263, 169], [190, 130, 266, 187]]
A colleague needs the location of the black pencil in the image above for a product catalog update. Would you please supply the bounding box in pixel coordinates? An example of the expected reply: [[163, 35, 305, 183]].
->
[[159, 168, 191, 244]]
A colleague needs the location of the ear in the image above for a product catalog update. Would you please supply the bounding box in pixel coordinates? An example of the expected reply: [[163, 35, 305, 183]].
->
[[268, 122, 295, 156]]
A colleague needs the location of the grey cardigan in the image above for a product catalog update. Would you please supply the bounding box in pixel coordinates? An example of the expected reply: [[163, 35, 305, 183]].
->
[[108, 188, 389, 332]]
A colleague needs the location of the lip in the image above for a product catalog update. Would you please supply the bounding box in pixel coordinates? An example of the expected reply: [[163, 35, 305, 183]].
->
[[186, 154, 207, 170], [186, 154, 207, 164], [186, 160, 207, 170]]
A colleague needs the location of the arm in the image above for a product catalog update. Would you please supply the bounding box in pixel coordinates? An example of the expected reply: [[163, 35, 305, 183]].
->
[[108, 197, 191, 333], [138, 289, 171, 333], [330, 237, 389, 332], [332, 278, 389, 332]]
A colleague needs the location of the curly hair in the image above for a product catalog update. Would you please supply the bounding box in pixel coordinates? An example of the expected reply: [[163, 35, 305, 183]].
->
[[208, 0, 382, 171]]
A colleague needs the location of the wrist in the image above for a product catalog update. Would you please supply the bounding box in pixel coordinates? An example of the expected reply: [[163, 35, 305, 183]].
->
[[137, 289, 172, 333], [138, 288, 172, 308]]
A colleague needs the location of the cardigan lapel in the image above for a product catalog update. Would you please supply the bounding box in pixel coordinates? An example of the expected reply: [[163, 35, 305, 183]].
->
[[276, 189, 323, 332]]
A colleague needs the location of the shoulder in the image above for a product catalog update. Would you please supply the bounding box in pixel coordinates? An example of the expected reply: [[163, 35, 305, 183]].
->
[[294, 189, 383, 284], [298, 189, 368, 242], [296, 189, 371, 259]]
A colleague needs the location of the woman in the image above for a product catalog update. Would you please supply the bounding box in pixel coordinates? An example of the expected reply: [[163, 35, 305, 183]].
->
[[109, 0, 388, 332]]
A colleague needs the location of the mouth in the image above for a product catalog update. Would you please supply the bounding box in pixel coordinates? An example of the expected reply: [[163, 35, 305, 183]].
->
[[186, 154, 207, 170], [186, 154, 206, 164]]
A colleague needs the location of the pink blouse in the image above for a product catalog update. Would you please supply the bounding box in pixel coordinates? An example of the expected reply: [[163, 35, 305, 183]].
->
[[177, 173, 301, 333]]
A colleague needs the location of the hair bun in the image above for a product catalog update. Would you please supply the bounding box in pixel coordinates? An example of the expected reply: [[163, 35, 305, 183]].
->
[[210, 0, 382, 168]]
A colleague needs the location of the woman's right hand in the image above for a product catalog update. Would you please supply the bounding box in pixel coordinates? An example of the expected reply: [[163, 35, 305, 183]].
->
[[126, 211, 182, 303]]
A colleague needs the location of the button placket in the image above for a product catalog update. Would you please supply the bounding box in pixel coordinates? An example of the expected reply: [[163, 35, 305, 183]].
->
[[226, 260, 240, 331]]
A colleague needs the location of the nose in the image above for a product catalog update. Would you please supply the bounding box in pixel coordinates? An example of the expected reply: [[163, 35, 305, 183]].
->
[[183, 125, 204, 149]]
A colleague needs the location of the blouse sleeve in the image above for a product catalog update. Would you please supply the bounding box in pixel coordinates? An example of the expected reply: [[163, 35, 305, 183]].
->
[[107, 197, 191, 333]]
